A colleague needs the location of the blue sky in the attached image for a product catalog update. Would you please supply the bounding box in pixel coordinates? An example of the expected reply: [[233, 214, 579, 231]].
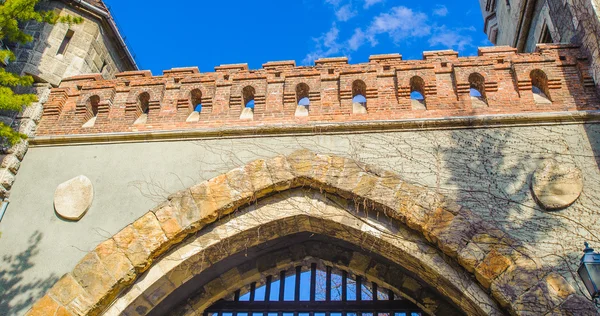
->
[[103, 0, 491, 75]]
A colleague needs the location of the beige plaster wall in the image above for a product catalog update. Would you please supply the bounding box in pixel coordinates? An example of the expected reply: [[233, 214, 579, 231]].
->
[[1, 123, 599, 314]]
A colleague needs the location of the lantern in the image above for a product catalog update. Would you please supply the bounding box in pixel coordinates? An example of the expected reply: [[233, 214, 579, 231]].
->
[[578, 242, 600, 302]]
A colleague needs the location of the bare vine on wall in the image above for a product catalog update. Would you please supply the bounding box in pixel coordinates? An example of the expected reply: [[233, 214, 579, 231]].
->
[[128, 123, 600, 312]]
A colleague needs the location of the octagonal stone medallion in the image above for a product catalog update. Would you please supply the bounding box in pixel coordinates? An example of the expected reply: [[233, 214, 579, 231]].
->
[[54, 175, 94, 221], [531, 161, 583, 210]]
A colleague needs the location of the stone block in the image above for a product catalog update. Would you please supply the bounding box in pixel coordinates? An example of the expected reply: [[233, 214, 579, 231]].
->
[[474, 249, 512, 289], [48, 274, 85, 306], [131, 212, 169, 263], [0, 169, 16, 190], [7, 140, 28, 160], [349, 252, 371, 273], [490, 257, 546, 309], [550, 294, 598, 315], [113, 225, 148, 270], [264, 155, 295, 191], [23, 102, 44, 122], [1, 154, 20, 174], [544, 273, 575, 299], [54, 175, 93, 221], [94, 238, 135, 285], [189, 176, 234, 222], [71, 252, 116, 308], [26, 295, 60, 316], [531, 160, 583, 210]]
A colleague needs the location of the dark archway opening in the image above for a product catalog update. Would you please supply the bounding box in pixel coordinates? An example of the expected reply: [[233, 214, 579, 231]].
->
[[150, 233, 463, 316]]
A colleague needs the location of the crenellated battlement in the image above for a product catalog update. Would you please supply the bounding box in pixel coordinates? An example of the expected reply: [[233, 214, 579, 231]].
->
[[36, 44, 600, 138]]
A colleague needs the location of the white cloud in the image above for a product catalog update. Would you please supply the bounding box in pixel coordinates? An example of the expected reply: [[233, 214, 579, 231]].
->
[[303, 24, 342, 64], [364, 0, 384, 8], [367, 6, 431, 45], [348, 28, 366, 51], [335, 4, 357, 21], [428, 26, 474, 51], [304, 4, 477, 64], [433, 5, 448, 17]]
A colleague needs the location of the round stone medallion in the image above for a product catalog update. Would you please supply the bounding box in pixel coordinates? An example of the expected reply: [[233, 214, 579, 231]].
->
[[531, 161, 583, 210], [54, 175, 94, 221]]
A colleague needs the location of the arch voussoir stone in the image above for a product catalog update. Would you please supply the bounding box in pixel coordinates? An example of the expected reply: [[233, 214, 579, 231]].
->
[[27, 149, 592, 316]]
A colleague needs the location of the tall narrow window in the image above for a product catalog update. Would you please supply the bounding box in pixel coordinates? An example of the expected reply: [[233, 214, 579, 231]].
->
[[409, 76, 426, 110], [469, 73, 487, 108], [191, 89, 202, 112], [539, 23, 553, 44], [134, 92, 150, 124], [352, 80, 367, 114], [82, 95, 100, 128], [531, 69, 552, 104], [57, 30, 74, 56], [240, 86, 255, 119], [186, 89, 202, 122], [295, 83, 310, 117]]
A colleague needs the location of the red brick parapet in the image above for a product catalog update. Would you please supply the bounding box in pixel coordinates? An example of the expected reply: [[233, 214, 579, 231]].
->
[[36, 44, 599, 137]]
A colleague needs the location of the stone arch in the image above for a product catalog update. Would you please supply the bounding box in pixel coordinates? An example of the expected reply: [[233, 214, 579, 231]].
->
[[28, 150, 592, 316], [105, 191, 494, 316]]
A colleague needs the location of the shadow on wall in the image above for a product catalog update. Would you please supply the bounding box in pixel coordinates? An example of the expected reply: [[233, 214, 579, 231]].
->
[[0, 231, 59, 315], [441, 60, 600, 308]]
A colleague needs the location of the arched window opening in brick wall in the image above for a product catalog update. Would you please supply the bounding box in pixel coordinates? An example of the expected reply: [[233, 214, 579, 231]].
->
[[295, 83, 310, 117], [410, 76, 426, 110], [352, 80, 367, 114], [134, 92, 150, 125], [186, 89, 204, 123], [82, 95, 100, 128], [191, 89, 202, 113], [531, 69, 552, 104], [241, 86, 255, 120], [469, 73, 488, 108]]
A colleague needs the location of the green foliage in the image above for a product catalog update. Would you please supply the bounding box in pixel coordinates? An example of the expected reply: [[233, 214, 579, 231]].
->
[[0, 0, 82, 146]]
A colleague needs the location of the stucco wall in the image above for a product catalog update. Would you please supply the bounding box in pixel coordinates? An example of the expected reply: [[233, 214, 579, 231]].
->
[[1, 122, 600, 314]]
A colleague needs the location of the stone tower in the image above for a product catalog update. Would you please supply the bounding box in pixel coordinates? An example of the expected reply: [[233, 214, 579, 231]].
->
[[0, 0, 136, 198], [479, 0, 600, 86]]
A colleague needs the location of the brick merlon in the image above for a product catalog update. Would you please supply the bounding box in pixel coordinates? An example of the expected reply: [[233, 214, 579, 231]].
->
[[369, 54, 402, 63], [163, 67, 200, 77], [478, 46, 517, 56], [315, 57, 349, 67], [263, 61, 296, 70], [115, 70, 152, 80], [422, 50, 459, 60], [215, 64, 249, 72]]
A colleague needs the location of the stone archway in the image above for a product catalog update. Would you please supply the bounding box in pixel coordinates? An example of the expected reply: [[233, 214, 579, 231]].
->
[[106, 189, 496, 315], [27, 150, 591, 316]]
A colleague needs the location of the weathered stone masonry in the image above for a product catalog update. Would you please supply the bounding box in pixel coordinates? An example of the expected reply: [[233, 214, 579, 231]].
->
[[26, 150, 596, 316], [36, 44, 599, 137]]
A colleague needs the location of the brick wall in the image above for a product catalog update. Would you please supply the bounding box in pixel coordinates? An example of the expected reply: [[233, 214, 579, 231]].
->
[[36, 44, 600, 136]]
